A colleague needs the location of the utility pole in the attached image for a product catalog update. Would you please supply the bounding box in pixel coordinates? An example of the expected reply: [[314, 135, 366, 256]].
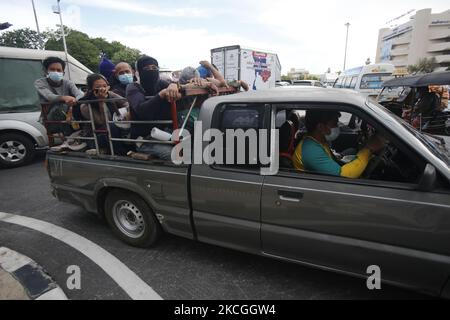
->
[[30, 0, 43, 49], [343, 22, 350, 71], [53, 0, 71, 79]]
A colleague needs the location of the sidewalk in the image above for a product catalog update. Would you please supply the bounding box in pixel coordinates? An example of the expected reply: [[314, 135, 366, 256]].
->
[[0, 247, 67, 300]]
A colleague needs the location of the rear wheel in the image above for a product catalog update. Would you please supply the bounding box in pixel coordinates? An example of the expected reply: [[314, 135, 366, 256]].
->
[[104, 190, 162, 247], [0, 133, 35, 169]]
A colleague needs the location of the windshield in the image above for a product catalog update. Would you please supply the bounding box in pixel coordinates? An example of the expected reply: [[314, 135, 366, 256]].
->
[[360, 73, 393, 90], [367, 101, 450, 166], [378, 86, 412, 103]]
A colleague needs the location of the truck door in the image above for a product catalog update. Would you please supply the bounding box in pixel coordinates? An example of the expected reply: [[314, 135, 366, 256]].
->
[[190, 103, 269, 254], [261, 105, 450, 295]]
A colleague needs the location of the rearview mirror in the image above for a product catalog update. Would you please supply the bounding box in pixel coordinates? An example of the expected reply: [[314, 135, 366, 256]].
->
[[418, 164, 437, 192]]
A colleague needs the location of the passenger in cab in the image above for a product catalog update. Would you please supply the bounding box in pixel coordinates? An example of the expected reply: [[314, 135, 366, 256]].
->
[[34, 56, 84, 136], [110, 62, 134, 97], [126, 55, 180, 160], [79, 74, 130, 155], [293, 110, 385, 179]]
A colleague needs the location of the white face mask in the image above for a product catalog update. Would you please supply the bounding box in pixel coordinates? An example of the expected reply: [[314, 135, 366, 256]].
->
[[325, 127, 340, 142]]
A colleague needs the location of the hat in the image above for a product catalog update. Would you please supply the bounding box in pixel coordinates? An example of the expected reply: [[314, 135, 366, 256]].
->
[[179, 67, 200, 84], [136, 55, 159, 72], [196, 65, 212, 79], [99, 56, 115, 80]]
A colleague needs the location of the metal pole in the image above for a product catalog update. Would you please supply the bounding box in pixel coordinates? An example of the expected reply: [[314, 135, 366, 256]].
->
[[57, 0, 71, 79], [343, 22, 350, 71], [102, 102, 115, 156], [30, 0, 43, 49]]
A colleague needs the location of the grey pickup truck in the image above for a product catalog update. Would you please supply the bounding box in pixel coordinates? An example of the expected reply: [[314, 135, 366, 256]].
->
[[47, 87, 450, 297]]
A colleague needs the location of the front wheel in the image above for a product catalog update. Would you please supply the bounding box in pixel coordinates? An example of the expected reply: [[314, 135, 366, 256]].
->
[[0, 133, 35, 169], [104, 190, 162, 248]]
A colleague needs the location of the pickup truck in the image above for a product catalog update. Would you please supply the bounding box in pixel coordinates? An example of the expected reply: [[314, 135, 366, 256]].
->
[[47, 87, 450, 298]]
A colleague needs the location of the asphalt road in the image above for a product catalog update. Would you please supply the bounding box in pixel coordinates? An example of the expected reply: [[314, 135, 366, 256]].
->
[[0, 154, 430, 300]]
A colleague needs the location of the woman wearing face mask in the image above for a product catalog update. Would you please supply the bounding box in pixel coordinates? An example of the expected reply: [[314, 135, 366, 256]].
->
[[293, 110, 386, 179], [110, 62, 135, 97], [79, 74, 130, 155]]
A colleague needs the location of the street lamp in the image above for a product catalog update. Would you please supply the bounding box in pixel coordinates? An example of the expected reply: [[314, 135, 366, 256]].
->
[[343, 22, 350, 71], [52, 0, 71, 79], [30, 0, 44, 49]]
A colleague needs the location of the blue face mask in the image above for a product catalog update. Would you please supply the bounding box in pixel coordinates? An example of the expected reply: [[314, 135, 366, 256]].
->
[[325, 127, 340, 142], [118, 73, 134, 85], [48, 72, 64, 82]]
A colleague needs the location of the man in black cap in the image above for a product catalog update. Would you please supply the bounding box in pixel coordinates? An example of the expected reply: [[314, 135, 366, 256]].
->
[[126, 55, 181, 160]]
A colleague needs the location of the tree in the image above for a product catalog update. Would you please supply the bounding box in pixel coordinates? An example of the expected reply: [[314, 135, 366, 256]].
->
[[0, 28, 44, 49], [112, 47, 141, 66], [407, 57, 438, 74], [45, 28, 100, 72]]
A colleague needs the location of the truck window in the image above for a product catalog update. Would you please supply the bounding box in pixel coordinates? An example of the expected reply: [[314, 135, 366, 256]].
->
[[349, 76, 358, 89], [0, 58, 43, 113], [214, 104, 268, 169], [277, 106, 423, 185]]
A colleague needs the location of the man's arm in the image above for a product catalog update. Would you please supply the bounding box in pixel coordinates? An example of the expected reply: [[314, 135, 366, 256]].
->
[[127, 84, 167, 121], [200, 60, 227, 87], [68, 81, 85, 100], [34, 78, 61, 104]]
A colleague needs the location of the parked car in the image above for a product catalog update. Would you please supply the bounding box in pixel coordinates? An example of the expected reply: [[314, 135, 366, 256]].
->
[[47, 87, 450, 298], [290, 80, 325, 87], [0, 46, 91, 168]]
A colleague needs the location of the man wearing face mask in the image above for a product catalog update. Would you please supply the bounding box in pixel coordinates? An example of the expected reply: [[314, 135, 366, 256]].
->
[[293, 110, 386, 179], [126, 55, 180, 160], [110, 62, 135, 97], [34, 56, 83, 136]]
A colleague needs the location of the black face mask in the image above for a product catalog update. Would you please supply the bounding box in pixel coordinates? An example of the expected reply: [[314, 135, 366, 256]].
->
[[139, 69, 160, 96]]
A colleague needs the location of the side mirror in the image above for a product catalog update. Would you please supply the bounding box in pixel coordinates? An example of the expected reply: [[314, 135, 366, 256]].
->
[[418, 164, 437, 192]]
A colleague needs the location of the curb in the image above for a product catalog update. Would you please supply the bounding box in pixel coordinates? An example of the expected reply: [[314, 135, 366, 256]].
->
[[0, 247, 67, 300]]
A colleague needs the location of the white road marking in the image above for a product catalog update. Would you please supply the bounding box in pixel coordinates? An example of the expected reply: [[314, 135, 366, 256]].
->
[[0, 212, 162, 300], [35, 287, 68, 300], [0, 247, 33, 273]]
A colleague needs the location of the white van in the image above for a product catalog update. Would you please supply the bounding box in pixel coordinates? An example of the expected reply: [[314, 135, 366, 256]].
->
[[333, 63, 394, 97], [0, 46, 92, 168]]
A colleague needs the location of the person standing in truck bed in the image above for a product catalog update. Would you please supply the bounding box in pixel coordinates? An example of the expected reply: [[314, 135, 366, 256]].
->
[[126, 55, 180, 160]]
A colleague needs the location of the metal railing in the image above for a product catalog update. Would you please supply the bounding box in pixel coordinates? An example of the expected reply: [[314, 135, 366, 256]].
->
[[42, 85, 239, 157]]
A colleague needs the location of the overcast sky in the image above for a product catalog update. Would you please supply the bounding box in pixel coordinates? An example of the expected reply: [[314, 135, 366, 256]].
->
[[1, 0, 449, 74]]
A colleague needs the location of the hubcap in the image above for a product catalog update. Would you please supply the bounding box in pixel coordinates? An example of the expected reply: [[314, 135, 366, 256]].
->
[[112, 200, 145, 238], [0, 140, 27, 163]]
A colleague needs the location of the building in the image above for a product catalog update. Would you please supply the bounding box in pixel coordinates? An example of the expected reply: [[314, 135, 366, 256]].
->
[[375, 8, 450, 72], [287, 68, 309, 80]]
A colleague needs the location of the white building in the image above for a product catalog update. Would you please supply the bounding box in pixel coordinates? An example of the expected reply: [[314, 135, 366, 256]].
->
[[375, 8, 450, 72], [287, 68, 309, 80]]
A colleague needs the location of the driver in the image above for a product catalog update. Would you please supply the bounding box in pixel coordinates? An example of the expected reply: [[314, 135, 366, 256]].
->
[[293, 110, 386, 179]]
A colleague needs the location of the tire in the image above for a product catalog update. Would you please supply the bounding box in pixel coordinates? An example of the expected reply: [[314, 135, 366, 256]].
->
[[104, 190, 162, 248], [0, 133, 36, 169]]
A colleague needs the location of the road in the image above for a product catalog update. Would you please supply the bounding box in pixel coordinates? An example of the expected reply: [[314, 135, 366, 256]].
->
[[0, 154, 430, 300]]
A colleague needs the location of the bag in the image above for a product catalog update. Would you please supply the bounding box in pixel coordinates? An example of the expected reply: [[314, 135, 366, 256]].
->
[[47, 104, 73, 135]]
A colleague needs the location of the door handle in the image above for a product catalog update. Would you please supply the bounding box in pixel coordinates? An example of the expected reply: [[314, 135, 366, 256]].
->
[[278, 190, 303, 203]]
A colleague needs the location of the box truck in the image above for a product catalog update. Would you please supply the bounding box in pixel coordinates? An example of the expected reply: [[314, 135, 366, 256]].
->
[[211, 45, 281, 90]]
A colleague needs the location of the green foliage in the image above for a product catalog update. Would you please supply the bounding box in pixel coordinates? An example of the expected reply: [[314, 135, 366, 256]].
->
[[0, 28, 44, 49], [407, 57, 438, 74], [1, 26, 142, 73], [45, 28, 99, 72], [112, 47, 141, 66]]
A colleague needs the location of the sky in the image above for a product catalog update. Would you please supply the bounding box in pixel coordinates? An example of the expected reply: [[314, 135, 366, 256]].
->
[[1, 0, 449, 74]]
